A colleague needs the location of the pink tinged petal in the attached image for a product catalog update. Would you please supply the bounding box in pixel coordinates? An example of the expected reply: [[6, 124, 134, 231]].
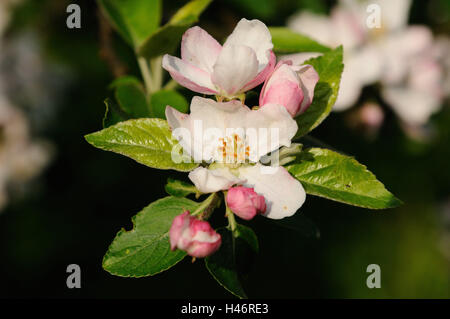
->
[[241, 50, 276, 92], [224, 18, 273, 70], [238, 164, 306, 219], [169, 212, 221, 258], [279, 53, 321, 66], [296, 65, 319, 114], [181, 26, 222, 73], [331, 6, 366, 50], [169, 211, 191, 250], [188, 167, 245, 193], [211, 44, 259, 96], [409, 57, 443, 97], [261, 80, 304, 117], [162, 54, 217, 95], [226, 186, 266, 220], [260, 62, 299, 103], [397, 26, 433, 57], [187, 219, 222, 258]]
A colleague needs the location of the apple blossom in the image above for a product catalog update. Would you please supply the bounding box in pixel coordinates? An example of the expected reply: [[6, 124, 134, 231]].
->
[[259, 60, 319, 117], [169, 211, 221, 258], [166, 96, 306, 219], [287, 0, 446, 125], [162, 18, 275, 99], [226, 186, 266, 220]]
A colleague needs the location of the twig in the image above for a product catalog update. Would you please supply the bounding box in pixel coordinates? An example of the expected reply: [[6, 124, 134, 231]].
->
[[97, 9, 127, 78]]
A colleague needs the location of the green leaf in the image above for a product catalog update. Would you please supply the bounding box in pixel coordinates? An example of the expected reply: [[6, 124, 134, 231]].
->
[[150, 89, 189, 119], [286, 148, 403, 209], [165, 178, 199, 197], [102, 196, 199, 277], [98, 0, 162, 48], [103, 98, 130, 128], [85, 118, 198, 171], [205, 225, 259, 299], [110, 76, 151, 119], [272, 214, 320, 238], [295, 46, 344, 138], [138, 0, 212, 59], [269, 27, 331, 54]]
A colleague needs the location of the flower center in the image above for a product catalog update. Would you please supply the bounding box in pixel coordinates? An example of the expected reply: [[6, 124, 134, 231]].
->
[[217, 133, 250, 165]]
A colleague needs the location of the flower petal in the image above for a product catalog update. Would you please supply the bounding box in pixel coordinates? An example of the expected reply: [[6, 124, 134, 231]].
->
[[211, 44, 259, 96], [279, 53, 321, 66], [224, 18, 273, 70], [167, 97, 249, 162], [245, 104, 298, 161], [331, 6, 366, 51], [241, 50, 276, 92], [333, 56, 365, 111], [238, 163, 305, 219], [296, 65, 319, 114], [162, 54, 217, 95], [381, 87, 441, 126], [181, 26, 222, 73], [189, 166, 245, 193], [288, 12, 333, 47]]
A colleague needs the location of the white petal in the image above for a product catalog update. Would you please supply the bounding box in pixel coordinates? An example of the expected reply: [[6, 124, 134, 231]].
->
[[279, 53, 322, 66], [189, 167, 244, 193], [238, 164, 305, 219], [288, 12, 333, 47], [354, 44, 383, 85], [246, 104, 298, 161], [211, 44, 259, 96], [381, 87, 441, 126], [181, 26, 222, 73], [331, 6, 365, 51], [224, 18, 273, 70], [162, 54, 217, 94], [376, 0, 412, 31], [333, 56, 364, 111], [166, 97, 250, 162]]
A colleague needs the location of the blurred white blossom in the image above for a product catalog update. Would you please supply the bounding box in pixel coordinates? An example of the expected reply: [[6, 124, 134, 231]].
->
[[288, 0, 448, 129], [0, 0, 65, 211]]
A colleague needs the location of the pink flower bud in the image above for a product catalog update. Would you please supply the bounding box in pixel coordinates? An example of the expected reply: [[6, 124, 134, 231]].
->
[[226, 186, 266, 220], [169, 211, 221, 258], [260, 61, 319, 117]]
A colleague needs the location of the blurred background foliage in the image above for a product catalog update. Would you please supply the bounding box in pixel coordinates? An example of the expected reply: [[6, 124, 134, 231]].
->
[[0, 0, 449, 298]]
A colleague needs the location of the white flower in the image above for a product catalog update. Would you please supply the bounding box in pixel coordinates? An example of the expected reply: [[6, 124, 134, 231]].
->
[[166, 97, 305, 219], [162, 18, 275, 99], [287, 0, 446, 126]]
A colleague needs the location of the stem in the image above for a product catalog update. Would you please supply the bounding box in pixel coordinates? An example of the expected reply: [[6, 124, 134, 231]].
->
[[163, 79, 178, 91], [138, 56, 154, 94], [192, 193, 219, 219], [224, 191, 237, 233], [150, 56, 163, 91]]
